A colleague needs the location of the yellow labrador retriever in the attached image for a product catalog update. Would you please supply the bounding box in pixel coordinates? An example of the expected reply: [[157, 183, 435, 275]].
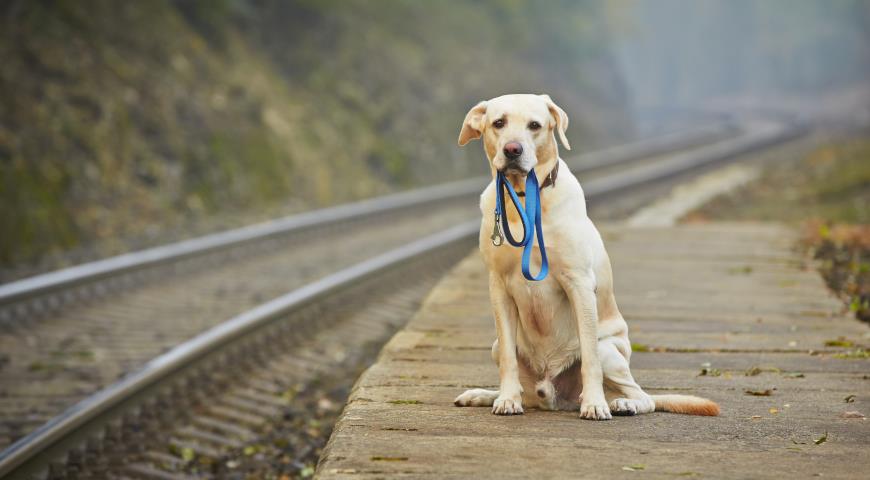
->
[[454, 94, 719, 420]]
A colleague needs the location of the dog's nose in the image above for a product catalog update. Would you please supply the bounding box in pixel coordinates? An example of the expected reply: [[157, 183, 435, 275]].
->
[[503, 142, 523, 160]]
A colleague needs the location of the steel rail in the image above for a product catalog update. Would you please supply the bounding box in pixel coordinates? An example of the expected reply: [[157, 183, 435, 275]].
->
[[0, 122, 736, 319], [583, 120, 805, 198], [0, 222, 479, 478], [0, 118, 799, 478], [571, 122, 735, 171]]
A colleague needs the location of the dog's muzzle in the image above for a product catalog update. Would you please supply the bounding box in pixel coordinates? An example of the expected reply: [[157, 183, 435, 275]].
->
[[500, 142, 528, 174]]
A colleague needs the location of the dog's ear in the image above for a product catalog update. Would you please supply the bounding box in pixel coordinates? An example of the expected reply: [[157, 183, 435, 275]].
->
[[540, 94, 571, 151], [458, 101, 488, 146]]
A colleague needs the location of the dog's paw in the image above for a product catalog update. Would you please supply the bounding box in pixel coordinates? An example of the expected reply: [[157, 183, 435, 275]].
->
[[454, 389, 498, 407], [492, 394, 524, 415], [579, 397, 611, 420], [609, 398, 638, 416]]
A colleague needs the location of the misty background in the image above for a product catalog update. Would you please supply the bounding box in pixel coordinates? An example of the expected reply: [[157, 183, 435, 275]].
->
[[1, 0, 868, 278]]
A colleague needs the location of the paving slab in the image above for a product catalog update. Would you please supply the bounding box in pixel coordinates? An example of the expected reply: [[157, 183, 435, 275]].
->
[[317, 223, 870, 479]]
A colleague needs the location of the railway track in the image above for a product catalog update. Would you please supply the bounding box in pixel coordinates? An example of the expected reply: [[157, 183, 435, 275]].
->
[[0, 119, 803, 478], [0, 122, 735, 448], [0, 122, 734, 327]]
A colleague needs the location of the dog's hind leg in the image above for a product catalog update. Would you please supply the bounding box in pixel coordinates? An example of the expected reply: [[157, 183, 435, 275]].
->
[[454, 388, 499, 407], [455, 339, 541, 409], [454, 340, 501, 407], [599, 337, 655, 415]]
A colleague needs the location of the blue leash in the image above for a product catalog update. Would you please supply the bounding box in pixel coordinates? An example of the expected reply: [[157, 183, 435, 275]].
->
[[492, 169, 549, 281]]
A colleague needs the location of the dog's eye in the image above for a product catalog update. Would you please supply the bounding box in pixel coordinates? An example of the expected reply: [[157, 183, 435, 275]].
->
[[528, 121, 542, 131], [493, 119, 505, 129]]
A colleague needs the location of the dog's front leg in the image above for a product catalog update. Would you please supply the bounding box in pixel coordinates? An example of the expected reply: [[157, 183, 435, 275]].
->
[[489, 273, 524, 415], [560, 270, 612, 420]]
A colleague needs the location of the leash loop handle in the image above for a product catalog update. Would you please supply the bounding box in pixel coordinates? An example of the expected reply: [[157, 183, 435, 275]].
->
[[495, 170, 549, 281], [496, 172, 530, 247]]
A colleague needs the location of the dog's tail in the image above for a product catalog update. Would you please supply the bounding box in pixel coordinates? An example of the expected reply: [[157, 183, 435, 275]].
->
[[650, 394, 720, 416]]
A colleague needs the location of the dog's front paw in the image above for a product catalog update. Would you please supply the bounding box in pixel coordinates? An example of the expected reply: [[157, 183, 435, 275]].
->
[[579, 396, 611, 420], [492, 394, 524, 415]]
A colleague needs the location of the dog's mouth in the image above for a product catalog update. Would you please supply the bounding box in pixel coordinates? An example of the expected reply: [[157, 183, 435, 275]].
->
[[498, 163, 528, 175]]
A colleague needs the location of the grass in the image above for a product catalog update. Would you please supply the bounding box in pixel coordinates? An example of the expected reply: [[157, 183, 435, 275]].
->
[[802, 221, 870, 321]]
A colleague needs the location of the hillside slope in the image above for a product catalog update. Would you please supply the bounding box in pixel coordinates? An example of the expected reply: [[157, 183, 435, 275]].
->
[[0, 0, 631, 277]]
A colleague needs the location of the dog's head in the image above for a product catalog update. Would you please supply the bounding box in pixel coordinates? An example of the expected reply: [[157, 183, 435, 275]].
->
[[457, 94, 570, 175]]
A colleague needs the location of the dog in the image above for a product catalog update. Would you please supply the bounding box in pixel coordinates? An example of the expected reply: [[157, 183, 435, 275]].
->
[[453, 94, 720, 420]]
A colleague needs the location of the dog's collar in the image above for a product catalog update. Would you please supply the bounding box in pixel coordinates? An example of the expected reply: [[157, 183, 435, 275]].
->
[[515, 161, 559, 197], [541, 160, 559, 189]]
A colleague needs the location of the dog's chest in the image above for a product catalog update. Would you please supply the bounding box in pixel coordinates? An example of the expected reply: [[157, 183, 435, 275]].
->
[[486, 218, 572, 336], [486, 213, 554, 271], [505, 271, 576, 355], [506, 272, 568, 326], [507, 276, 579, 378], [511, 274, 555, 322]]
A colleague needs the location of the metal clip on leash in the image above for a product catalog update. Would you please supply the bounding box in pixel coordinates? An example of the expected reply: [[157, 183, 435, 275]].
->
[[491, 209, 505, 246]]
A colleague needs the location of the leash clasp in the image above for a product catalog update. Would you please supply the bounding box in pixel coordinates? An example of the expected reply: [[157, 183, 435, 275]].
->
[[491, 209, 504, 246]]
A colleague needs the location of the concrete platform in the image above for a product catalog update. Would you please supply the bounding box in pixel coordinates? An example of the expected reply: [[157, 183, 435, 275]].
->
[[317, 223, 870, 479]]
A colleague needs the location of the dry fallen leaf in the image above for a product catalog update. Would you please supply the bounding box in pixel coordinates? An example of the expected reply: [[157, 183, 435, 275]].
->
[[769, 407, 779, 414], [841, 411, 865, 419], [745, 388, 775, 396]]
